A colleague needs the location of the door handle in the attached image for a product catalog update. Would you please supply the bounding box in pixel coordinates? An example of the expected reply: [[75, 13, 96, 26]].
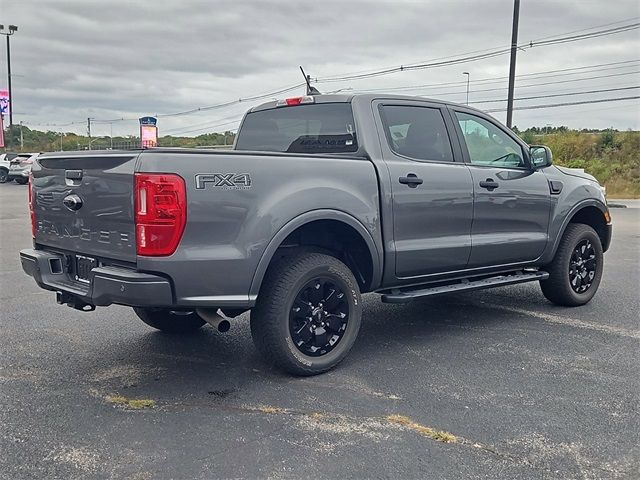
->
[[479, 179, 499, 191], [399, 174, 423, 188]]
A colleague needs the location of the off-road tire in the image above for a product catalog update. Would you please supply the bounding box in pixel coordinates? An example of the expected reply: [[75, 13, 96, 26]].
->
[[540, 223, 603, 306], [251, 252, 362, 376], [0, 169, 8, 184], [133, 307, 206, 334]]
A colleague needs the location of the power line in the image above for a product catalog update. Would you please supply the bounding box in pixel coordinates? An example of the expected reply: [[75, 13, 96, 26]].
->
[[356, 59, 640, 93], [485, 95, 640, 112], [526, 23, 639, 48], [162, 113, 245, 135], [530, 16, 639, 41], [154, 82, 305, 118], [402, 70, 640, 98], [86, 82, 306, 124], [314, 20, 640, 84], [24, 120, 87, 127], [163, 116, 245, 136], [469, 85, 640, 105], [315, 49, 513, 83]]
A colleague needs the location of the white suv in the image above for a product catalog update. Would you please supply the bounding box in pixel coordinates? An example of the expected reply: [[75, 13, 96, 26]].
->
[[7, 153, 38, 184], [0, 152, 18, 183]]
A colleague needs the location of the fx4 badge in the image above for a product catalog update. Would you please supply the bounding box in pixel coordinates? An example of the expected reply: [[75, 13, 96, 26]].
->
[[195, 173, 252, 190]]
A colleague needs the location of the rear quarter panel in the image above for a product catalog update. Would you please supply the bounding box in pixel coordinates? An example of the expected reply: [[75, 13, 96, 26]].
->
[[136, 150, 381, 306]]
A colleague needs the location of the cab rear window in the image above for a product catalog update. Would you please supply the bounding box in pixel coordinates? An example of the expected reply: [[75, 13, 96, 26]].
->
[[235, 103, 358, 154]]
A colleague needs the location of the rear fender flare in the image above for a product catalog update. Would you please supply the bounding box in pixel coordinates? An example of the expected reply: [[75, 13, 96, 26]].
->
[[248, 209, 382, 301]]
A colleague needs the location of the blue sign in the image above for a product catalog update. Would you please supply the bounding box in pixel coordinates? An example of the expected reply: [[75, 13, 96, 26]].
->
[[139, 116, 157, 126]]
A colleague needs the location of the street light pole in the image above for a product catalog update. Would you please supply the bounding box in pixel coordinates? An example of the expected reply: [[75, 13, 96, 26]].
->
[[0, 24, 18, 127], [463, 72, 470, 105], [87, 117, 92, 150]]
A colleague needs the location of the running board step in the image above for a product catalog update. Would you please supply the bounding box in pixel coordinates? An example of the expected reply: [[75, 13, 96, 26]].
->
[[381, 271, 549, 304]]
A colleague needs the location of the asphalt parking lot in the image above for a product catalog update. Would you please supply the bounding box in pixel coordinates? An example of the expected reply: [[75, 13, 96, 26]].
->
[[1, 181, 638, 480]]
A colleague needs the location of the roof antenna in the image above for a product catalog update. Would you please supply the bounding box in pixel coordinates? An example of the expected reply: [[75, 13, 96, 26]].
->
[[300, 66, 321, 96]]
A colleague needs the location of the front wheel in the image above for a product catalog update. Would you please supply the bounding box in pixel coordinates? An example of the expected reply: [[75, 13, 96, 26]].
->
[[251, 252, 362, 376], [14, 177, 28, 185], [540, 224, 604, 306], [133, 307, 206, 334]]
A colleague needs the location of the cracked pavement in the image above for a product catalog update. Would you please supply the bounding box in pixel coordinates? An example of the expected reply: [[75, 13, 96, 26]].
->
[[1, 183, 638, 479]]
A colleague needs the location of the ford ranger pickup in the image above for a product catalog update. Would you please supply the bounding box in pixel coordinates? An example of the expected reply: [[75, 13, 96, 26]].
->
[[20, 94, 612, 375]]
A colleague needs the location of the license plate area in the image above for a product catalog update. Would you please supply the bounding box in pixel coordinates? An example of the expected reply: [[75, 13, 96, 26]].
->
[[74, 255, 97, 283]]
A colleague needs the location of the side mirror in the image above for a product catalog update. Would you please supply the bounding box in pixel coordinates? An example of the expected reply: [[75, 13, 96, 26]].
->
[[530, 145, 553, 169]]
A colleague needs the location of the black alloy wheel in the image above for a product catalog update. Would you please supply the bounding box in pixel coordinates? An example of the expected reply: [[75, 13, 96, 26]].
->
[[289, 277, 349, 357], [569, 239, 597, 293]]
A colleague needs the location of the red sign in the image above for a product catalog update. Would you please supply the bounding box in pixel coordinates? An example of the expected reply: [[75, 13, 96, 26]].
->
[[140, 124, 157, 148]]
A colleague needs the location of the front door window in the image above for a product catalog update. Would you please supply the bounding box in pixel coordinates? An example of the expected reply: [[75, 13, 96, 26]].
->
[[455, 112, 525, 168]]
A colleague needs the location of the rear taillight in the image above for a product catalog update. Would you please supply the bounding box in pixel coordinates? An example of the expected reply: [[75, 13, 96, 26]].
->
[[28, 173, 36, 238], [134, 173, 187, 256]]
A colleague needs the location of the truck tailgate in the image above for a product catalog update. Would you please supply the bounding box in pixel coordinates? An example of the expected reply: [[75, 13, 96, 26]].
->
[[32, 152, 139, 263]]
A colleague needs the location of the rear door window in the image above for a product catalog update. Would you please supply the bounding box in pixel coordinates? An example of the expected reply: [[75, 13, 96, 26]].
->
[[380, 105, 454, 162], [235, 103, 357, 154]]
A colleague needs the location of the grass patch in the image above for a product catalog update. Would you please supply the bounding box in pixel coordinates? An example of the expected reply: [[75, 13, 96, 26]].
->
[[256, 406, 286, 414], [105, 395, 156, 410], [387, 414, 457, 443]]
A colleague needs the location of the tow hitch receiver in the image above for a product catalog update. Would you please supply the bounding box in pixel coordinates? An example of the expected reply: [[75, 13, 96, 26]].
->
[[56, 291, 96, 312]]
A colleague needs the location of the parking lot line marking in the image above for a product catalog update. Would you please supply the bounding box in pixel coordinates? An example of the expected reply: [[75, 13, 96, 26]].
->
[[480, 303, 640, 340]]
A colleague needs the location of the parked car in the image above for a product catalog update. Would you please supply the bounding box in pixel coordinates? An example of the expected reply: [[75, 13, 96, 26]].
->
[[8, 153, 39, 184], [20, 94, 611, 375], [0, 152, 19, 183]]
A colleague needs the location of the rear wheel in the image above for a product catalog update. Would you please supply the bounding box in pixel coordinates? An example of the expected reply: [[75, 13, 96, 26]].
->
[[540, 224, 603, 306], [251, 252, 362, 376], [133, 307, 206, 334], [0, 169, 8, 184]]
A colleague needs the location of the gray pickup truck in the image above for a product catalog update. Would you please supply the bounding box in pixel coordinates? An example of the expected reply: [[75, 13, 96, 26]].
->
[[20, 94, 612, 375]]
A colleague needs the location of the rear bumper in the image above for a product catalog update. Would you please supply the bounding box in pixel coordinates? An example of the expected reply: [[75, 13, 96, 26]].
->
[[20, 248, 173, 307], [8, 166, 30, 178]]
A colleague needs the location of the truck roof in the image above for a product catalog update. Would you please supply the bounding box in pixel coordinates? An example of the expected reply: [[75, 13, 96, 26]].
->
[[249, 93, 482, 113]]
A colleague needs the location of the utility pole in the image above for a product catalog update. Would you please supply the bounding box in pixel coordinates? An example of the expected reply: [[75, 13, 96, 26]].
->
[[506, 0, 520, 129], [87, 117, 92, 150], [463, 72, 470, 105], [0, 24, 18, 126]]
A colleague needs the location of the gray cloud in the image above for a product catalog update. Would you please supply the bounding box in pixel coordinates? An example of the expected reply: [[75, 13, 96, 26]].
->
[[2, 0, 639, 136]]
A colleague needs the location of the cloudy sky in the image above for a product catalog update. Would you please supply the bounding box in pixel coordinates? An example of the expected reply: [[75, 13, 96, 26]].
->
[[2, 0, 639, 137]]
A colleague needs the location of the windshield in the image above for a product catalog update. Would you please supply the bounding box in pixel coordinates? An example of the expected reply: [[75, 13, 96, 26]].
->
[[235, 103, 358, 154]]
